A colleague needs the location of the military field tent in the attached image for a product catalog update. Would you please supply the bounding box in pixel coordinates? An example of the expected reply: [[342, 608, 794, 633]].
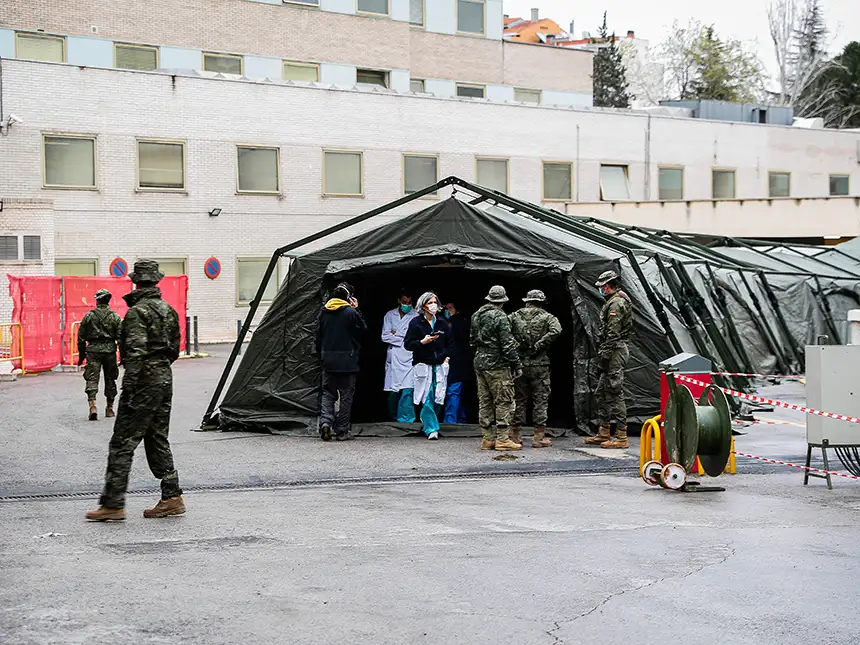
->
[[202, 177, 860, 436]]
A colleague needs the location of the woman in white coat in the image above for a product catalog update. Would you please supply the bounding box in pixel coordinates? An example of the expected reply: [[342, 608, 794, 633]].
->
[[382, 292, 419, 422]]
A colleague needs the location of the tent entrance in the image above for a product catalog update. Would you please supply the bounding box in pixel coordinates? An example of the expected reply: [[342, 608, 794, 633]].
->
[[327, 262, 579, 429]]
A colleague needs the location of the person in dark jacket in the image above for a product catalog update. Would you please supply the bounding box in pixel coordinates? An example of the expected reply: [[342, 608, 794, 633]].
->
[[404, 291, 453, 440], [315, 282, 366, 441], [442, 301, 469, 424]]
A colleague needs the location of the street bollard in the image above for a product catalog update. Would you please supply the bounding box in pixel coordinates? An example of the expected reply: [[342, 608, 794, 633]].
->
[[193, 316, 199, 355], [185, 316, 191, 356]]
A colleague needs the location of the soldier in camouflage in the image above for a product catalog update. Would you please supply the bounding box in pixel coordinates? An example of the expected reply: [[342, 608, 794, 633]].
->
[[509, 290, 562, 448], [86, 259, 185, 521], [586, 270, 634, 449], [470, 285, 523, 452], [77, 288, 121, 421]]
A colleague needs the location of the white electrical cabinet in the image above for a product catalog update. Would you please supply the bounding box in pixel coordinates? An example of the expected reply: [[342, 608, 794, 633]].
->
[[805, 345, 860, 446]]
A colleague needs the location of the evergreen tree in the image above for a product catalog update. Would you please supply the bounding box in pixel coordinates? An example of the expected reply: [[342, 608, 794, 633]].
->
[[592, 12, 632, 108], [686, 26, 764, 102]]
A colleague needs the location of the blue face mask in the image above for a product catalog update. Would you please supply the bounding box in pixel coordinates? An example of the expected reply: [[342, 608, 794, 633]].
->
[[400, 304, 413, 313], [443, 310, 451, 319]]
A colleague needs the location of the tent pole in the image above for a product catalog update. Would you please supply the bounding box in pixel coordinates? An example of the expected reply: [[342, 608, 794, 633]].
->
[[626, 251, 683, 354], [812, 275, 842, 344], [757, 271, 805, 370], [705, 263, 755, 374], [734, 270, 791, 374], [654, 256, 713, 361]]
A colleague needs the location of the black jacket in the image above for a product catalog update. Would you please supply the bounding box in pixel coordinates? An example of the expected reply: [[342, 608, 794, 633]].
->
[[445, 312, 471, 383], [404, 315, 453, 366], [315, 303, 367, 373]]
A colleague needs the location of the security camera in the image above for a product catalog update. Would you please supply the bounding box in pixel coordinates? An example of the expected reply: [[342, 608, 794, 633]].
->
[[6, 114, 23, 126]]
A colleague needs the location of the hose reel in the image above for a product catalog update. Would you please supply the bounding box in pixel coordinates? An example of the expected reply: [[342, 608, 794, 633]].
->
[[641, 371, 733, 491]]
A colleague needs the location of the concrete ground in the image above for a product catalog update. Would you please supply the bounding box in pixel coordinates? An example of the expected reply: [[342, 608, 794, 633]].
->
[[1, 350, 858, 644]]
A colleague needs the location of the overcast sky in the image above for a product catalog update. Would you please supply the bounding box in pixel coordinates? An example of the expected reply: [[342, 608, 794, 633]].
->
[[503, 0, 858, 79]]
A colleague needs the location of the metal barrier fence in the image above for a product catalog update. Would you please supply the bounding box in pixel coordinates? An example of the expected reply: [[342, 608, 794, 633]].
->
[[69, 322, 81, 366], [0, 323, 25, 373]]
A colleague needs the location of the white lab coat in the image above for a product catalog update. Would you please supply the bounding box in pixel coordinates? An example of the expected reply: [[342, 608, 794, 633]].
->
[[413, 362, 449, 406], [382, 308, 419, 392]]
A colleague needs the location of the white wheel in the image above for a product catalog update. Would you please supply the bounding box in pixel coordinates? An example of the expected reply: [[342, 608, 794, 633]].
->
[[641, 460, 662, 486], [660, 463, 687, 490]]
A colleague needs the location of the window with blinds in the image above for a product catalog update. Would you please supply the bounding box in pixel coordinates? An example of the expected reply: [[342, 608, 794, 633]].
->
[[138, 140, 186, 190], [357, 0, 389, 15], [356, 69, 388, 87], [284, 62, 319, 82], [16, 33, 65, 62], [43, 135, 96, 189], [115, 44, 158, 71], [514, 88, 541, 104], [203, 53, 243, 75], [458, 0, 485, 34], [410, 0, 425, 26]]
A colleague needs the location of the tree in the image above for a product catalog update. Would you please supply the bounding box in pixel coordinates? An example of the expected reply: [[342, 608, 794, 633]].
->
[[809, 42, 860, 128], [591, 12, 632, 108]]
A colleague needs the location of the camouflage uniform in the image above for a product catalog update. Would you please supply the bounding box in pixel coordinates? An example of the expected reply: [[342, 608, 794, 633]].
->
[[470, 286, 522, 447], [509, 294, 562, 435], [595, 289, 633, 430], [78, 301, 121, 401], [98, 262, 182, 510]]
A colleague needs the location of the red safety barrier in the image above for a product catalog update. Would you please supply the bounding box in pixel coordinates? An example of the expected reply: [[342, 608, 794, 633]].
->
[[7, 275, 188, 372]]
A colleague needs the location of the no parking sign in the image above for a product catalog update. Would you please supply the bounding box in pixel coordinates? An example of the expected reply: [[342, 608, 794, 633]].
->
[[109, 257, 128, 278], [204, 257, 221, 280]]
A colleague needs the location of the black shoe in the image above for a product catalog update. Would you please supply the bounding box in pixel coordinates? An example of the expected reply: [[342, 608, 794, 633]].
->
[[335, 432, 353, 442], [320, 425, 332, 442]]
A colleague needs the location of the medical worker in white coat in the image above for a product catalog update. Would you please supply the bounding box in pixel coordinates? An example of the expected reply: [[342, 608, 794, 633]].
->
[[382, 291, 419, 422]]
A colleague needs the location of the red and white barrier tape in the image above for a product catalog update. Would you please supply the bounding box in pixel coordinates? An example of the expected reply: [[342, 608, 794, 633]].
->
[[733, 451, 860, 481], [711, 372, 805, 379], [677, 374, 860, 426], [733, 419, 792, 426]]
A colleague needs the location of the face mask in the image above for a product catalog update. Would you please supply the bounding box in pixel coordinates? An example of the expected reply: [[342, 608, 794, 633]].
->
[[428, 303, 440, 315], [443, 310, 451, 319], [400, 304, 413, 313]]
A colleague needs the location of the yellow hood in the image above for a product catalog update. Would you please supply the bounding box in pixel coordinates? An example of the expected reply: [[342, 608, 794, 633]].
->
[[324, 298, 351, 311]]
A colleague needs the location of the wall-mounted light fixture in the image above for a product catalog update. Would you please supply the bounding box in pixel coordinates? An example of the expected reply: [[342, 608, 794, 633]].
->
[[208, 208, 222, 217]]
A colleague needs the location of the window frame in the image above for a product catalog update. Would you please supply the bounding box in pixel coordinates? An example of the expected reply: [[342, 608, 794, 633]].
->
[[457, 0, 486, 36], [15, 32, 66, 62], [235, 145, 282, 195], [150, 258, 187, 277], [54, 258, 99, 276], [0, 234, 43, 263], [711, 168, 737, 200], [410, 78, 426, 93], [402, 153, 440, 197], [409, 0, 426, 27], [136, 138, 188, 192], [475, 156, 510, 194], [356, 0, 390, 17], [283, 0, 320, 6], [456, 83, 486, 99], [829, 174, 850, 196], [282, 60, 320, 82], [41, 133, 98, 190], [356, 68, 389, 88], [322, 149, 365, 198], [768, 171, 791, 198], [202, 51, 244, 75], [657, 166, 684, 201], [541, 161, 573, 202], [236, 257, 283, 306], [113, 42, 159, 70], [599, 164, 631, 201], [514, 88, 542, 104]]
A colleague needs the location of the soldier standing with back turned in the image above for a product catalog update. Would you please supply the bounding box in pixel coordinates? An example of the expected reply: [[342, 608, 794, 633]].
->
[[77, 288, 121, 421], [86, 259, 185, 521], [586, 270, 633, 449], [509, 290, 562, 448]]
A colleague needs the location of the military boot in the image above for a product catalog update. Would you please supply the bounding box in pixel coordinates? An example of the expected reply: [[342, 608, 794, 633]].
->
[[143, 496, 186, 518], [584, 425, 611, 445], [532, 428, 553, 448], [509, 427, 522, 446], [481, 427, 495, 451], [601, 427, 629, 450], [494, 428, 522, 452], [88, 399, 98, 421], [105, 399, 115, 418], [85, 506, 125, 521]]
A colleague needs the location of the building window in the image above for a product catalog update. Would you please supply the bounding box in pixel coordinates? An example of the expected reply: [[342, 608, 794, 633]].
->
[[203, 52, 243, 75], [514, 88, 541, 104], [15, 33, 65, 62], [237, 146, 280, 194], [154, 259, 186, 276], [23, 236, 41, 261], [55, 259, 98, 276], [323, 150, 363, 197], [456, 83, 485, 99], [356, 69, 388, 87], [403, 154, 438, 195], [43, 135, 96, 189], [543, 162, 572, 201], [658, 167, 684, 201], [712, 169, 736, 199], [410, 79, 425, 93], [830, 175, 850, 196], [600, 165, 631, 201], [769, 172, 790, 198], [476, 158, 509, 193], [284, 61, 319, 82], [357, 0, 389, 16], [284, 0, 319, 5], [115, 43, 158, 71], [0, 237, 18, 261], [138, 140, 186, 190], [237, 258, 281, 305], [410, 0, 425, 26], [458, 0, 485, 34]]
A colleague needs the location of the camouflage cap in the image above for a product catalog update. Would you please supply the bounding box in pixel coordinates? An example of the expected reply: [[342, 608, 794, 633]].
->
[[594, 270, 619, 288], [523, 289, 546, 303], [95, 288, 112, 300], [129, 258, 164, 285], [485, 285, 509, 303]]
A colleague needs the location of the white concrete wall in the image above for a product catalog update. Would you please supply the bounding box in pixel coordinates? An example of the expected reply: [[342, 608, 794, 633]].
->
[[1, 61, 858, 338]]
